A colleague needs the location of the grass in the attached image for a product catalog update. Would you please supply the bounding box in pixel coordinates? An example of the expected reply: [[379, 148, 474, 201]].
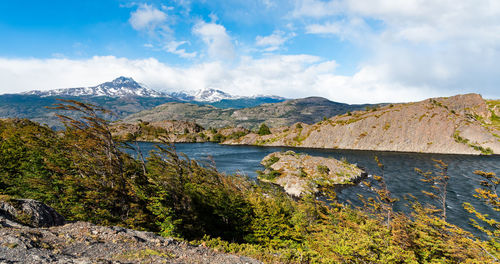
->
[[264, 156, 280, 168], [453, 130, 494, 155], [257, 170, 281, 181], [118, 248, 174, 261]]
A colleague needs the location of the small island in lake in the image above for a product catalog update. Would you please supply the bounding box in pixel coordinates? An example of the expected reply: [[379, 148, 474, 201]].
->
[[258, 151, 365, 197]]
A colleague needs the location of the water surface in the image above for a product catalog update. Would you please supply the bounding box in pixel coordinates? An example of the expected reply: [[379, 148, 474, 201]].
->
[[132, 142, 500, 237]]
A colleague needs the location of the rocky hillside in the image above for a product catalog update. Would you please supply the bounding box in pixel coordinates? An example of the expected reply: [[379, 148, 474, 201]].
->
[[0, 198, 261, 264], [224, 94, 500, 155], [111, 120, 250, 143], [259, 151, 364, 197], [123, 97, 376, 129]]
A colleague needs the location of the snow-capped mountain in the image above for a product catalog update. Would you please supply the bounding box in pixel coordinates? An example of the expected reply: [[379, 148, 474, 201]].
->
[[20, 76, 286, 105], [170, 88, 241, 102], [23, 77, 167, 98]]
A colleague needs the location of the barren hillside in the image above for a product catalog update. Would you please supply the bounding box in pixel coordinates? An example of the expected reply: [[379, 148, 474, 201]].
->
[[224, 94, 500, 155]]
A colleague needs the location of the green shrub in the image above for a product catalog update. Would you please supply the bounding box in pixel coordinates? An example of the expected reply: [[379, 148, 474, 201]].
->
[[264, 156, 280, 168], [317, 165, 330, 175], [212, 133, 226, 143], [258, 123, 271, 136]]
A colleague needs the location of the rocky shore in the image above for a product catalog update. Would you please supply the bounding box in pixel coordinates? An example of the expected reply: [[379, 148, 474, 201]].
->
[[0, 198, 261, 264]]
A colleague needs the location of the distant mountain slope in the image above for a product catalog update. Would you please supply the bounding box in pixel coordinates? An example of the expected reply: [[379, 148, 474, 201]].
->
[[0, 94, 177, 129], [122, 97, 377, 129], [23, 77, 167, 98], [194, 97, 286, 109], [224, 94, 500, 155]]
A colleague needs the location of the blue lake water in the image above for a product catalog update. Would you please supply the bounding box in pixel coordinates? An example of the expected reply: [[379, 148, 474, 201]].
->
[[131, 142, 500, 237]]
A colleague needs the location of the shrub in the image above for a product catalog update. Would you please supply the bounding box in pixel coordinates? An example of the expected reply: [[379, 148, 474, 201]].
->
[[212, 133, 226, 143], [317, 165, 330, 175], [258, 123, 271, 136]]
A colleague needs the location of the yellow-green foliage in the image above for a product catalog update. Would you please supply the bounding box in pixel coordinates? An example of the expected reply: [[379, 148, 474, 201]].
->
[[0, 101, 497, 263], [486, 100, 500, 130]]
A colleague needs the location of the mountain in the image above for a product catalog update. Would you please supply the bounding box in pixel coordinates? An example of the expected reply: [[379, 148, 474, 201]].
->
[[224, 94, 500, 155], [170, 88, 286, 107], [171, 88, 237, 102], [198, 97, 286, 109], [23, 76, 167, 98], [121, 97, 378, 130], [1, 77, 286, 128]]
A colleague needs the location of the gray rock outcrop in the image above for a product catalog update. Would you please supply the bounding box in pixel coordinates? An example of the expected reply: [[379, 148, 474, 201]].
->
[[0, 199, 65, 228], [0, 199, 262, 264]]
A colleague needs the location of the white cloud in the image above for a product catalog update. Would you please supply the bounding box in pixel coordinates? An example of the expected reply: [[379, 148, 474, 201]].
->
[[0, 55, 444, 103], [193, 21, 235, 61], [129, 4, 168, 32], [292, 0, 341, 18], [306, 22, 341, 35], [293, 0, 500, 98], [261, 0, 275, 9], [129, 4, 199, 59], [163, 41, 197, 59], [255, 30, 295, 52]]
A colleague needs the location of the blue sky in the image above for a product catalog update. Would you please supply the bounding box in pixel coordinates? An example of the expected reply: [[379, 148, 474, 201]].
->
[[0, 0, 499, 103]]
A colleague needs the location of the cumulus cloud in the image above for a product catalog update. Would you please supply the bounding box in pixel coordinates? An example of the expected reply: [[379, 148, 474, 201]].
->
[[192, 21, 235, 61], [294, 0, 500, 98], [292, 0, 341, 18], [306, 22, 341, 35], [255, 30, 295, 52], [129, 4, 168, 32], [163, 41, 197, 59], [0, 55, 442, 103]]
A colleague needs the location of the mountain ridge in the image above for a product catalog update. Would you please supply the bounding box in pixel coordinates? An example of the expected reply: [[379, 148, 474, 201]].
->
[[121, 96, 376, 129]]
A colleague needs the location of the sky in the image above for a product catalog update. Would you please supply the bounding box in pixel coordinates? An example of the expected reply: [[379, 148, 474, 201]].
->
[[0, 0, 499, 103]]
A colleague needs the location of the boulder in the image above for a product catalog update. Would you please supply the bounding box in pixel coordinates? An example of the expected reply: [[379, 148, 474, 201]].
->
[[0, 198, 65, 227]]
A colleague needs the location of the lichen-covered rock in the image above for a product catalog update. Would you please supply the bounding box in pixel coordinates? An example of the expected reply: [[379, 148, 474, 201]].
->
[[0, 198, 65, 227], [259, 151, 364, 197]]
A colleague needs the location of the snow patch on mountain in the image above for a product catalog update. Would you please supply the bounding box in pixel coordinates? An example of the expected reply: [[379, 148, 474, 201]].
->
[[21, 76, 286, 102], [23, 77, 167, 98], [170, 88, 239, 102]]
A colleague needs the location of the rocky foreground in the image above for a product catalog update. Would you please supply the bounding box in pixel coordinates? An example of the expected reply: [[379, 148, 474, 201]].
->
[[259, 151, 364, 197], [226, 94, 500, 155], [0, 199, 261, 264]]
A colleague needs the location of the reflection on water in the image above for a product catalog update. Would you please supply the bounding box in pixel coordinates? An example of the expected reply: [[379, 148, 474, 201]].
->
[[129, 142, 500, 237]]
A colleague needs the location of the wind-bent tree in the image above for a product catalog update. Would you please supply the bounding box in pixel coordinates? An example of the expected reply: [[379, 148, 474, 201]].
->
[[463, 170, 499, 246], [360, 156, 398, 229], [415, 159, 449, 220]]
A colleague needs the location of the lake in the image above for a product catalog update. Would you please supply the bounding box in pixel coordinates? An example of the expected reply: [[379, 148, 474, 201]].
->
[[130, 142, 500, 237]]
